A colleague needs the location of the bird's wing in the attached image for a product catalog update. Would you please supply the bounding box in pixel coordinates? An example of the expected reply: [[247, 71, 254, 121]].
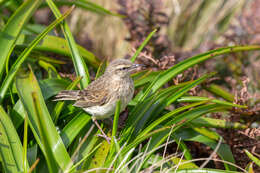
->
[[73, 76, 111, 108]]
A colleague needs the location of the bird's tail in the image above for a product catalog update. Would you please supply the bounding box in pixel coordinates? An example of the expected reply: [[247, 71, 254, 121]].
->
[[53, 90, 80, 101]]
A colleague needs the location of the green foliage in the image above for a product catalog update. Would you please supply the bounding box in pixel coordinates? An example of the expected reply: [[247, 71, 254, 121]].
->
[[0, 106, 26, 173], [0, 0, 42, 79], [0, 1, 259, 173], [244, 150, 260, 167]]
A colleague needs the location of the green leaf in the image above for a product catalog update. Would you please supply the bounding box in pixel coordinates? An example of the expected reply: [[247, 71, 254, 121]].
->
[[171, 157, 198, 169], [110, 100, 121, 154], [38, 60, 61, 79], [46, 0, 90, 89], [165, 74, 214, 106], [191, 126, 220, 141], [172, 134, 193, 160], [190, 117, 247, 129], [123, 104, 227, 155], [204, 84, 235, 102], [141, 46, 260, 101], [0, 0, 42, 79], [0, 6, 73, 102], [11, 100, 26, 129], [16, 68, 71, 172], [61, 112, 91, 148], [175, 128, 236, 171], [131, 29, 157, 62], [122, 82, 189, 144], [95, 60, 107, 79], [244, 149, 260, 167], [87, 140, 110, 170], [0, 106, 26, 173], [23, 116, 28, 173], [17, 35, 100, 69], [31, 92, 59, 173], [138, 101, 207, 138], [177, 96, 246, 108], [39, 78, 71, 100], [126, 74, 211, 142], [133, 70, 160, 88], [67, 143, 102, 173], [41, 0, 122, 17]]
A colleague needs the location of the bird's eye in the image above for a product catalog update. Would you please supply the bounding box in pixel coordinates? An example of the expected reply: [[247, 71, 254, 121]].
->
[[120, 67, 127, 70]]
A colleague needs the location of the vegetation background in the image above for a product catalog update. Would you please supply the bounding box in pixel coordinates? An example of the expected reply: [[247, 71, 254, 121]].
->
[[0, 0, 259, 172]]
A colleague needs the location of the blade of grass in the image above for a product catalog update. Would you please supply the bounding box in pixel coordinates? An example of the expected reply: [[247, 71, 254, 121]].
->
[[39, 78, 71, 100], [38, 60, 61, 79], [121, 82, 191, 144], [131, 29, 157, 62], [0, 6, 73, 102], [17, 34, 100, 69], [205, 84, 235, 102], [0, 0, 42, 79], [78, 0, 123, 17], [123, 104, 228, 154], [166, 73, 214, 106], [140, 45, 260, 102], [95, 60, 107, 79], [31, 92, 59, 173], [133, 70, 160, 88], [125, 74, 212, 143], [23, 115, 28, 173], [16, 68, 71, 171], [106, 101, 121, 163], [67, 143, 102, 173], [191, 126, 220, 141], [175, 128, 236, 171], [46, 0, 90, 88], [190, 117, 247, 129], [0, 105, 27, 173], [61, 112, 92, 148], [177, 96, 246, 108], [41, 0, 122, 16], [138, 101, 208, 138], [244, 149, 260, 167], [110, 100, 121, 154], [172, 134, 193, 160]]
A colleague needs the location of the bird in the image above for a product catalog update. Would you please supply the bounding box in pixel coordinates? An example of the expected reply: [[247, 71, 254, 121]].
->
[[54, 59, 142, 142]]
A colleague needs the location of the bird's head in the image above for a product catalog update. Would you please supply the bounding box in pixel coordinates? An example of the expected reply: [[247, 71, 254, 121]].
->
[[105, 59, 142, 78]]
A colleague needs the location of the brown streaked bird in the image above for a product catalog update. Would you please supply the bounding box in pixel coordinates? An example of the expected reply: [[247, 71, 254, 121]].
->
[[54, 59, 142, 142]]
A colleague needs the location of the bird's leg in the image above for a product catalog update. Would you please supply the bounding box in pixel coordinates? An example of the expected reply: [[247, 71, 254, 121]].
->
[[92, 117, 111, 143]]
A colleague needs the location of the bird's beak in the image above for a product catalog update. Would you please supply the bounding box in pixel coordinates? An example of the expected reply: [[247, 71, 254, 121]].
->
[[131, 64, 146, 69]]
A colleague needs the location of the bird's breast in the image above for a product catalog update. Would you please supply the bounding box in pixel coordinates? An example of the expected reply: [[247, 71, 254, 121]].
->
[[110, 77, 134, 109]]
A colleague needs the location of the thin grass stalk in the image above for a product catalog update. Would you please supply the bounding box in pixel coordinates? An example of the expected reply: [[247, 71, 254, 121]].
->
[[131, 29, 157, 62], [244, 150, 260, 167], [23, 115, 28, 173], [200, 137, 223, 169], [67, 143, 102, 173], [110, 100, 121, 155], [46, 0, 90, 88], [28, 158, 40, 173]]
